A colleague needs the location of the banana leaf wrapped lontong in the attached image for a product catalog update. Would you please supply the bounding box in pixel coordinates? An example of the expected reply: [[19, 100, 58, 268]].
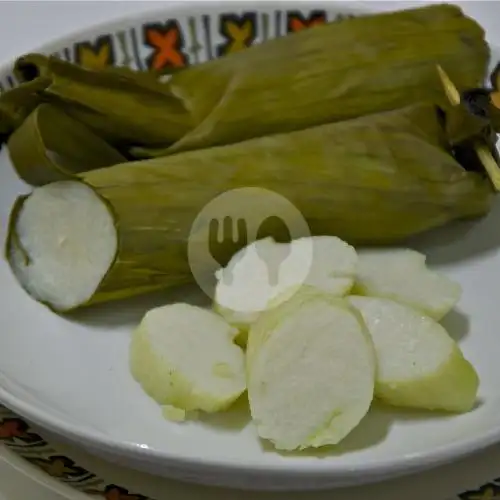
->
[[151, 3, 491, 156], [6, 102, 494, 312], [0, 2, 492, 185]]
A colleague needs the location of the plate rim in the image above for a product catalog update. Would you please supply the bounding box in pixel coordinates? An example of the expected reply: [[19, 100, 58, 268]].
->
[[0, 0, 498, 485]]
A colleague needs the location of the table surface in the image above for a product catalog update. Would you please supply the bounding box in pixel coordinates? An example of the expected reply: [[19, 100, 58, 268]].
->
[[1, 0, 500, 499]]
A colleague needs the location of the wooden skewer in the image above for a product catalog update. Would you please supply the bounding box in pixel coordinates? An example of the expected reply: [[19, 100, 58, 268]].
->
[[474, 142, 500, 191], [436, 64, 461, 106]]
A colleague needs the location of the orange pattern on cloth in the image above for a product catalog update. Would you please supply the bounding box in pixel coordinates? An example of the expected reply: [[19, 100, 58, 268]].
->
[[286, 11, 327, 33], [144, 23, 187, 70]]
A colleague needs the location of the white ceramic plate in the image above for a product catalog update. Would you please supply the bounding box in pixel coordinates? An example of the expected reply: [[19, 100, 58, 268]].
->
[[1, 0, 500, 492]]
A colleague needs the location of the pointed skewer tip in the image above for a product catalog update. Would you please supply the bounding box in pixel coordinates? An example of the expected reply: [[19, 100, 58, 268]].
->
[[436, 64, 461, 107]]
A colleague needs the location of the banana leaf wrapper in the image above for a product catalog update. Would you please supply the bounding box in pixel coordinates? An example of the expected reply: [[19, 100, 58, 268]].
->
[[0, 77, 50, 141], [5, 103, 494, 311], [1, 4, 489, 160], [10, 53, 192, 148], [7, 103, 127, 185], [135, 3, 491, 157]]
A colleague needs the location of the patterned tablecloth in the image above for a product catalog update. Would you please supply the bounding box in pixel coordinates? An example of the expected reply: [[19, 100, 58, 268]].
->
[[1, 404, 500, 500]]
